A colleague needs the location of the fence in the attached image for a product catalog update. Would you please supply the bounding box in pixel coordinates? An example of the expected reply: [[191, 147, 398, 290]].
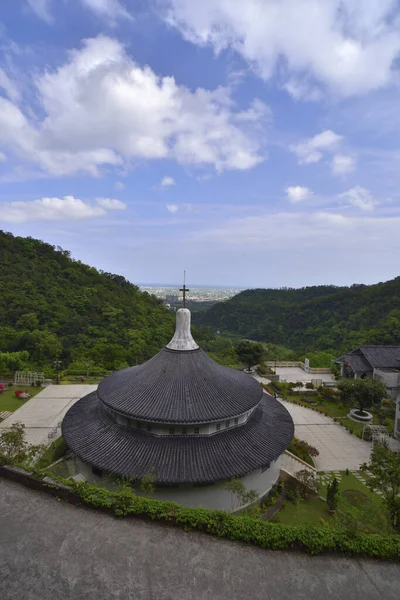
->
[[14, 371, 44, 385], [265, 361, 332, 374]]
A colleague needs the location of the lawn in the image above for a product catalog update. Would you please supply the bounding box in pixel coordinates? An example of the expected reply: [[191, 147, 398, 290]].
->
[[272, 472, 393, 534], [272, 496, 330, 526], [0, 386, 42, 414]]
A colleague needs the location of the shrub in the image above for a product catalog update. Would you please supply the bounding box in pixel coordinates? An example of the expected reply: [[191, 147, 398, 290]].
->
[[67, 481, 400, 559], [288, 437, 319, 464], [327, 477, 339, 513]]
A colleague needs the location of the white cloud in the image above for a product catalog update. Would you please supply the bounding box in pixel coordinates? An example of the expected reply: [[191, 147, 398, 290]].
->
[[0, 69, 21, 103], [161, 176, 176, 187], [192, 210, 399, 253], [234, 99, 272, 122], [340, 186, 379, 211], [163, 0, 400, 98], [290, 130, 342, 164], [331, 154, 356, 175], [285, 186, 312, 203], [25, 0, 53, 23], [0, 152, 7, 162], [96, 197, 126, 210], [0, 35, 266, 177], [0, 195, 126, 223], [81, 0, 133, 22], [115, 181, 125, 190], [166, 204, 179, 213]]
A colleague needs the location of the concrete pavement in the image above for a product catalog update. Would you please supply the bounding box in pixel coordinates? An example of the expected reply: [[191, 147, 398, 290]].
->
[[279, 400, 372, 471], [276, 366, 336, 385], [0, 479, 399, 600], [0, 385, 97, 446]]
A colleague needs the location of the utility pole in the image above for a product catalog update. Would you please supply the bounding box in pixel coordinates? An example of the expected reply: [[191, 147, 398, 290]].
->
[[54, 360, 62, 385]]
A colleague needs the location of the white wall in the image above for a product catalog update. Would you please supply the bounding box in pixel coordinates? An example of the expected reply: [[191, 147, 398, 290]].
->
[[76, 456, 282, 511], [374, 369, 400, 399]]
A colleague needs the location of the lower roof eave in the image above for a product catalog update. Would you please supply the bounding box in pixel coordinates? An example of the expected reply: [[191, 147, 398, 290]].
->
[[62, 392, 294, 485]]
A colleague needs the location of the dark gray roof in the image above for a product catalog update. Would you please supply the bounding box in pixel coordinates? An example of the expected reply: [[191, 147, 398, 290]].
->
[[62, 392, 294, 484], [97, 348, 263, 424], [337, 346, 400, 372], [337, 353, 372, 373], [358, 346, 400, 369]]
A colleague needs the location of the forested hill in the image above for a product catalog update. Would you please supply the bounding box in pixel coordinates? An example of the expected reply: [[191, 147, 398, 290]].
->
[[0, 231, 175, 374], [194, 280, 400, 354]]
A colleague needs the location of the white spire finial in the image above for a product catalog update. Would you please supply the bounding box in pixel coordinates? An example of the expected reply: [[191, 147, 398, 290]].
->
[[166, 308, 199, 351]]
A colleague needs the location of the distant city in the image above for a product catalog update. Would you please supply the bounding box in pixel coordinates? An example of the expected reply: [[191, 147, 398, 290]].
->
[[139, 286, 243, 303]]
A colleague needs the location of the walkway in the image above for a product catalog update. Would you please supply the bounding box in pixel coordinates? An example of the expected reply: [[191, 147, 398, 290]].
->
[[0, 385, 97, 447], [278, 399, 372, 471], [0, 479, 399, 600]]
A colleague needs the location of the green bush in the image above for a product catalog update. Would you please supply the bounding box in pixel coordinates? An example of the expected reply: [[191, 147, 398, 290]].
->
[[36, 437, 67, 469], [288, 437, 319, 465], [69, 481, 400, 559]]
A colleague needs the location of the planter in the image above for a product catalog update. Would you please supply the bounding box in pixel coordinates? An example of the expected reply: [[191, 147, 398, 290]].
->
[[348, 409, 373, 423]]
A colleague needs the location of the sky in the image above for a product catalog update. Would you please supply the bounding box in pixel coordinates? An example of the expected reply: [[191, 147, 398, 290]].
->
[[1, 1, 400, 288]]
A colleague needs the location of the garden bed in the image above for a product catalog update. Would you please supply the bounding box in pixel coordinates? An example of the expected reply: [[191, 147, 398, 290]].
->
[[0, 386, 42, 414], [273, 471, 393, 534]]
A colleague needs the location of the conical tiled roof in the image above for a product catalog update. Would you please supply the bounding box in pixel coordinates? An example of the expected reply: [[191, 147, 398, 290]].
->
[[62, 307, 294, 483]]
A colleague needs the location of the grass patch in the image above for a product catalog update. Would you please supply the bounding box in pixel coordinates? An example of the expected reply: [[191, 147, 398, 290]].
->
[[343, 489, 369, 507], [272, 496, 330, 526], [0, 386, 42, 413], [272, 472, 392, 535], [318, 472, 376, 500]]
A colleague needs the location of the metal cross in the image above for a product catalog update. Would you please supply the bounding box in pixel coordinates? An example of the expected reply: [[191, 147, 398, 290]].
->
[[179, 270, 189, 308]]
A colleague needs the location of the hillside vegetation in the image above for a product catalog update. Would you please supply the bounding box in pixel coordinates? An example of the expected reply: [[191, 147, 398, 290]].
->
[[194, 281, 400, 355], [0, 231, 175, 375]]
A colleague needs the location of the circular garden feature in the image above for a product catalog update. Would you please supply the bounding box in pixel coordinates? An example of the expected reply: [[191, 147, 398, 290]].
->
[[342, 489, 370, 507]]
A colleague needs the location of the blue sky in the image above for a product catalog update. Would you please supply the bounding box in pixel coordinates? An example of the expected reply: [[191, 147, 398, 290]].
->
[[1, 0, 400, 288]]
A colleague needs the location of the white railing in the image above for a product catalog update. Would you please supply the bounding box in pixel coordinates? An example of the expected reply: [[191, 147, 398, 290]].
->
[[264, 361, 331, 374], [280, 450, 316, 477]]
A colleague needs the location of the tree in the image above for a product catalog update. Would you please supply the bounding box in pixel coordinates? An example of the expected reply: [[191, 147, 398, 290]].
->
[[295, 469, 318, 498], [0, 422, 43, 467], [337, 378, 387, 416], [224, 478, 259, 511], [305, 382, 314, 390], [326, 477, 339, 513], [140, 468, 157, 496], [235, 341, 264, 371], [361, 442, 400, 530], [0, 351, 29, 375]]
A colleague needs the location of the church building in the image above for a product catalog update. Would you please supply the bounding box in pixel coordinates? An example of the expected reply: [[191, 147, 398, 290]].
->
[[62, 307, 294, 510]]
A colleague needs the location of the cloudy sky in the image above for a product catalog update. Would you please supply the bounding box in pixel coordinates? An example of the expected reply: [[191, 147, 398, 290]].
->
[[1, 1, 400, 287]]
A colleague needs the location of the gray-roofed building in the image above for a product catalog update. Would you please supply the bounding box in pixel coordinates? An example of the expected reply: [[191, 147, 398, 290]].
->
[[62, 308, 294, 510], [335, 345, 400, 439]]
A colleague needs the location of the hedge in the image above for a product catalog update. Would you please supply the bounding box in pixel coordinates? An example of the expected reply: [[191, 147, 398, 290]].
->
[[70, 481, 400, 560]]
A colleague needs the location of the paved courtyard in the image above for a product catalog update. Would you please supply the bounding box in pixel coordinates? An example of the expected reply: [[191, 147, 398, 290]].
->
[[0, 479, 399, 600], [275, 366, 336, 385], [279, 400, 372, 471], [0, 385, 97, 447]]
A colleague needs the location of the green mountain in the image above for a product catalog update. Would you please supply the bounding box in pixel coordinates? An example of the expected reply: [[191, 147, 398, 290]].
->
[[194, 280, 400, 355], [0, 231, 175, 374]]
